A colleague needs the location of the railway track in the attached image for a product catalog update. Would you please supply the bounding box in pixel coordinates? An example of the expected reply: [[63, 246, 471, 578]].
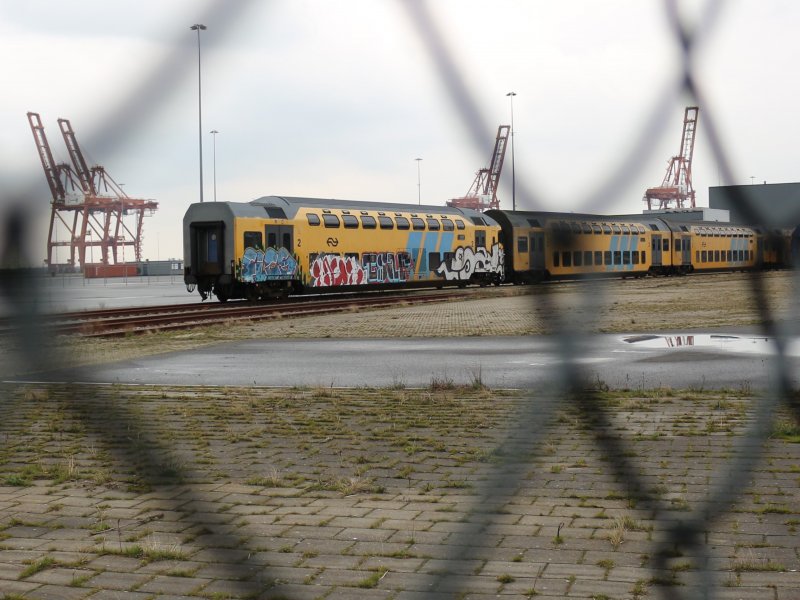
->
[[5, 290, 468, 338]]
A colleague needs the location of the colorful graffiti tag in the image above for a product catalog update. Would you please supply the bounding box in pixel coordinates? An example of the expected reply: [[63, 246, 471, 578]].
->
[[309, 252, 414, 287], [435, 244, 504, 281], [240, 246, 298, 282]]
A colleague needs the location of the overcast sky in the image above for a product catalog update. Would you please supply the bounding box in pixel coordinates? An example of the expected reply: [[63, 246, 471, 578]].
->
[[1, 0, 798, 264]]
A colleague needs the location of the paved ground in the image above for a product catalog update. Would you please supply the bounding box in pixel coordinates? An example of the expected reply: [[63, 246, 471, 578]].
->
[[1, 383, 799, 599]]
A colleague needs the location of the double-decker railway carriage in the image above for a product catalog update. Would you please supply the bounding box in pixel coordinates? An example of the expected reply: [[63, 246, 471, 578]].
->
[[184, 196, 504, 301]]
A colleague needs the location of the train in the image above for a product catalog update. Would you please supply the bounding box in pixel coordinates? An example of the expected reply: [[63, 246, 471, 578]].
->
[[182, 195, 794, 301]]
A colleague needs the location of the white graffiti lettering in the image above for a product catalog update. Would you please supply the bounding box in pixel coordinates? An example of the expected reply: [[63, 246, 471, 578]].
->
[[435, 243, 504, 281]]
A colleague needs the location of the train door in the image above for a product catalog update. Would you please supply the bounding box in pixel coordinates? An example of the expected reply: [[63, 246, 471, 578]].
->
[[265, 225, 294, 253], [681, 236, 691, 265], [652, 234, 662, 266], [190, 222, 224, 276], [475, 229, 486, 250], [530, 232, 545, 270]]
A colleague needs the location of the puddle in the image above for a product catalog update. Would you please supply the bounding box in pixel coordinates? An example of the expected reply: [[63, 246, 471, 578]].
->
[[622, 334, 797, 356]]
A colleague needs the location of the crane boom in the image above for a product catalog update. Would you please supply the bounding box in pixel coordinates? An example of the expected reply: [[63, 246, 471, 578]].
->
[[58, 118, 95, 195], [644, 106, 699, 210], [447, 125, 510, 211], [27, 111, 66, 203]]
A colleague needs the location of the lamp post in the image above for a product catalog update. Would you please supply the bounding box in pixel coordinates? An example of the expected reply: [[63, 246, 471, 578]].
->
[[210, 129, 218, 202], [191, 23, 207, 203], [415, 157, 422, 205], [506, 91, 516, 211]]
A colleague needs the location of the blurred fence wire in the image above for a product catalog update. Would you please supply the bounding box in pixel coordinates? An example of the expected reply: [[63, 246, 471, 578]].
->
[[1, 1, 798, 599]]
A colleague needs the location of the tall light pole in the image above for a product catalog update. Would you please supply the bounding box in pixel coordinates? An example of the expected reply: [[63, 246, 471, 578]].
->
[[210, 129, 219, 202], [506, 91, 517, 211], [191, 23, 207, 203], [415, 158, 422, 205]]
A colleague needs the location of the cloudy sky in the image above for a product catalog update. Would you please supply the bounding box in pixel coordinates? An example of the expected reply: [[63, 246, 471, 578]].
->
[[1, 0, 798, 264]]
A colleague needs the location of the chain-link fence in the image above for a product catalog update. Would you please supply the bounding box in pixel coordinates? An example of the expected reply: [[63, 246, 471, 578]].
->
[[2, 1, 799, 598]]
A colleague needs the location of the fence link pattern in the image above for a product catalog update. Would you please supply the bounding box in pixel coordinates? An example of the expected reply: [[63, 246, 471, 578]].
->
[[1, 1, 798, 599]]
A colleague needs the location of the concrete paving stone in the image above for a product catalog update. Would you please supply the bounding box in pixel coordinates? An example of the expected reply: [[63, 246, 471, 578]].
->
[[711, 587, 780, 599], [85, 591, 154, 600], [291, 538, 356, 556], [261, 582, 330, 599], [136, 574, 210, 594], [360, 555, 426, 572], [568, 577, 635, 597], [301, 553, 363, 570], [27, 566, 95, 586], [479, 560, 547, 577], [541, 562, 605, 579], [85, 554, 144, 572], [417, 558, 485, 575], [312, 567, 381, 587], [326, 516, 382, 529], [335, 527, 395, 542], [1, 536, 50, 550], [738, 571, 800, 586], [386, 529, 444, 545], [26, 583, 93, 599], [356, 500, 410, 510], [347, 540, 414, 558], [4, 525, 50, 538], [85, 571, 153, 591], [251, 550, 304, 567], [275, 513, 332, 527], [270, 505, 321, 516], [257, 564, 320, 584], [582, 550, 646, 568], [199, 578, 268, 597], [324, 587, 394, 599], [283, 525, 346, 540]]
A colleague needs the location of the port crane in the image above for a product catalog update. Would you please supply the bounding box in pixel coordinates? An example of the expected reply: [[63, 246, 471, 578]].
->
[[27, 112, 158, 271], [644, 106, 699, 210], [447, 125, 510, 211]]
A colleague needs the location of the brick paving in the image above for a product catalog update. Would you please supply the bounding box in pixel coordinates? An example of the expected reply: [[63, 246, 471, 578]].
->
[[0, 383, 799, 598]]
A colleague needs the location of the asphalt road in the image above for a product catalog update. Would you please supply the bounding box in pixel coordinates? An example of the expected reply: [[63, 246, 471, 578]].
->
[[14, 332, 799, 390]]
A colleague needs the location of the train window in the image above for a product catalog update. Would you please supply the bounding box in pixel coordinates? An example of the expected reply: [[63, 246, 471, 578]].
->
[[429, 252, 442, 271], [267, 232, 277, 248], [612, 225, 621, 234], [632, 251, 639, 265], [457, 234, 465, 241], [570, 222, 581, 234], [342, 215, 359, 229], [562, 251, 571, 267], [726, 250, 732, 261], [306, 213, 321, 226], [345, 252, 359, 261], [594, 251, 602, 265], [675, 239, 681, 251], [641, 251, 646, 263], [584, 250, 592, 265], [527, 218, 541, 227], [622, 251, 631, 265], [714, 250, 721, 261], [396, 216, 410, 230], [282, 233, 291, 249], [517, 237, 528, 253], [602, 224, 612, 234], [244, 231, 262, 249], [442, 218, 455, 231], [378, 216, 394, 229], [553, 252, 560, 267], [581, 223, 592, 233], [649, 224, 659, 231], [471, 217, 487, 226], [426, 218, 441, 230], [323, 214, 340, 228], [621, 225, 630, 234], [604, 251, 612, 265], [455, 220, 466, 230], [592, 224, 601, 234], [573, 251, 582, 266], [701, 250, 707, 262], [662, 239, 669, 251], [411, 218, 426, 230], [360, 215, 377, 229], [614, 251, 621, 265], [696, 251, 700, 262]]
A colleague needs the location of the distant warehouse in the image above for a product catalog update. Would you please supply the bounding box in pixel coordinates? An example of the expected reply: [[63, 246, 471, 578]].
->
[[709, 182, 800, 227]]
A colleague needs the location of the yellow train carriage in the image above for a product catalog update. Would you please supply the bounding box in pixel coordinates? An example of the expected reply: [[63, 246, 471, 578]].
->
[[184, 196, 504, 302], [688, 224, 756, 273], [487, 210, 653, 281]]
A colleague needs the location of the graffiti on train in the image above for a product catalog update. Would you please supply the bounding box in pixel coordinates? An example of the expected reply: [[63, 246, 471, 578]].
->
[[435, 244, 504, 281], [309, 252, 414, 287], [240, 246, 298, 282]]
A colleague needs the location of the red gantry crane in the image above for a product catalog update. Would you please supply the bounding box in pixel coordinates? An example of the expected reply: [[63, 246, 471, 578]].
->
[[644, 106, 699, 211], [28, 112, 158, 273], [447, 125, 510, 211]]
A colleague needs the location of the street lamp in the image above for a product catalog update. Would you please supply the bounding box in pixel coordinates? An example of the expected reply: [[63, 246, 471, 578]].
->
[[506, 91, 517, 211], [210, 129, 218, 202], [415, 158, 422, 205], [191, 23, 207, 203]]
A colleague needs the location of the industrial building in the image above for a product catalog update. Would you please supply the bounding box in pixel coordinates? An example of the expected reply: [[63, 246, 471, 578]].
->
[[709, 182, 800, 228]]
